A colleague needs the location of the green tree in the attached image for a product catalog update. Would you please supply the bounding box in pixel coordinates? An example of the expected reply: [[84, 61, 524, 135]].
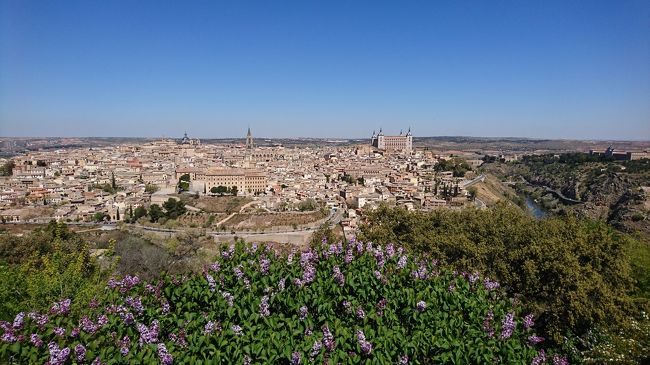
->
[[92, 212, 109, 222], [145, 184, 159, 194], [111, 172, 117, 190], [162, 198, 186, 220], [230, 186, 238, 196], [133, 206, 147, 222], [178, 174, 191, 192], [0, 160, 15, 176], [148, 204, 164, 223]]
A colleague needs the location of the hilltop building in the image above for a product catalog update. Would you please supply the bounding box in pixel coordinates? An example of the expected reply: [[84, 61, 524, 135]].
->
[[179, 132, 200, 146], [371, 128, 413, 152]]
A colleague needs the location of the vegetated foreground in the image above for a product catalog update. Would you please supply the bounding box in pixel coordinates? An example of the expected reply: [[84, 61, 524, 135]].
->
[[0, 241, 560, 364]]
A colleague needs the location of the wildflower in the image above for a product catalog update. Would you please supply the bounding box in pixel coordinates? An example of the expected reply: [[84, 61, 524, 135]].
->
[[397, 255, 408, 269], [416, 301, 426, 312], [386, 243, 395, 258], [157, 343, 173, 365], [344, 249, 354, 264], [483, 278, 500, 291], [205, 273, 217, 292], [1, 331, 17, 343], [278, 277, 286, 291], [299, 306, 308, 320], [333, 266, 345, 286], [301, 264, 316, 285], [356, 330, 372, 355], [75, 344, 86, 363], [80, 316, 98, 334], [97, 315, 109, 327], [209, 261, 221, 272], [287, 251, 295, 264], [374, 270, 382, 280], [343, 301, 352, 313], [528, 335, 544, 345], [291, 351, 302, 365], [30, 334, 43, 347], [531, 349, 546, 365], [322, 324, 335, 352], [243, 355, 251, 365], [53, 327, 66, 337], [232, 324, 243, 336], [500, 312, 516, 340], [398, 355, 409, 364], [448, 283, 456, 292], [304, 327, 313, 337], [222, 292, 234, 307], [125, 296, 145, 314], [552, 354, 569, 365], [204, 321, 218, 335], [483, 311, 495, 338], [12, 312, 25, 329], [310, 340, 322, 358], [136, 320, 160, 345], [120, 346, 130, 356], [356, 307, 366, 319], [259, 295, 270, 317], [234, 265, 245, 280], [161, 300, 170, 314], [91, 357, 104, 365], [468, 272, 479, 284], [243, 278, 251, 290], [222, 244, 235, 259], [259, 256, 271, 274], [48, 342, 71, 365], [119, 336, 131, 356], [71, 327, 80, 338], [523, 314, 535, 330]]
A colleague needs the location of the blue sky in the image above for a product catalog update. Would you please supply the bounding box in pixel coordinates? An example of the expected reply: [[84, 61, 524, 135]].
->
[[0, 0, 648, 140]]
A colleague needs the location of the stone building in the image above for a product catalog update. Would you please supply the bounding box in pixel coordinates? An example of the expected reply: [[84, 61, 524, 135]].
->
[[371, 128, 413, 152]]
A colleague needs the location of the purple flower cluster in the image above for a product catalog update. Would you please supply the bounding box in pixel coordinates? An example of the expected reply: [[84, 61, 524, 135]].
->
[[125, 296, 145, 315], [169, 330, 188, 348], [416, 300, 426, 312], [552, 354, 569, 365], [528, 335, 545, 345], [231, 324, 243, 336], [386, 243, 396, 258], [356, 307, 366, 319], [531, 349, 546, 365], [448, 283, 456, 292], [468, 272, 480, 284], [483, 278, 500, 291], [136, 320, 160, 346], [333, 266, 345, 286], [49, 299, 71, 316], [221, 291, 234, 307], [344, 249, 354, 264], [118, 336, 131, 356], [28, 312, 49, 329], [523, 314, 535, 330], [398, 355, 409, 364], [309, 340, 322, 358], [397, 255, 408, 269], [411, 262, 428, 280], [356, 330, 372, 355], [79, 316, 98, 334], [483, 311, 495, 338], [74, 344, 86, 363], [221, 244, 235, 259], [204, 321, 219, 335], [205, 273, 217, 292], [299, 306, 308, 320], [209, 261, 221, 272], [12, 312, 25, 329], [291, 351, 301, 365], [107, 275, 140, 293], [161, 300, 170, 314], [373, 246, 385, 268], [259, 256, 271, 274], [233, 265, 245, 280], [374, 270, 382, 280], [47, 342, 71, 365], [322, 324, 335, 352], [259, 295, 270, 317], [53, 327, 66, 337], [342, 301, 352, 313], [243, 355, 252, 365], [157, 343, 173, 365], [500, 312, 516, 339], [30, 333, 43, 347]]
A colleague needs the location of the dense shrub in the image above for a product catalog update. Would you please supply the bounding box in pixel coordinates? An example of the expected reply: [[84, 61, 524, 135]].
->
[[0, 241, 563, 364], [359, 204, 634, 344]]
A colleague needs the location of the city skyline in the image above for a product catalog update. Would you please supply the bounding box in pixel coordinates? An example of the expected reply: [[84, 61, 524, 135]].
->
[[1, 0, 649, 140]]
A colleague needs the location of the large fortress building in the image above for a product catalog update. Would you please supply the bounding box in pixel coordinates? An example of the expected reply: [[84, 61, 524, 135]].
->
[[371, 128, 413, 152]]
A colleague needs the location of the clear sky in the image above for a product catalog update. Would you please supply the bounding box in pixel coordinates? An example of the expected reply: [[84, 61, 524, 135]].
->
[[0, 0, 649, 140]]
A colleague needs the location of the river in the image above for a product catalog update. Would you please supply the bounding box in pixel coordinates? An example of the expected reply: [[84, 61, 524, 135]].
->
[[525, 197, 547, 219]]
